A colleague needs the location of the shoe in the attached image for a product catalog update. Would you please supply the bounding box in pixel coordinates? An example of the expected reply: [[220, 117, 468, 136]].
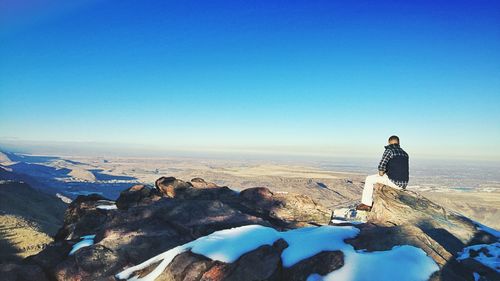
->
[[356, 204, 372, 212]]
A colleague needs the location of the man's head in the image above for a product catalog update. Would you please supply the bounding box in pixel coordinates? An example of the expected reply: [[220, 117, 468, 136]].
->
[[388, 135, 400, 145]]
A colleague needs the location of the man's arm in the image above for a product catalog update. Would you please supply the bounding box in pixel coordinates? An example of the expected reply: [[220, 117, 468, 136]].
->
[[378, 149, 392, 176]]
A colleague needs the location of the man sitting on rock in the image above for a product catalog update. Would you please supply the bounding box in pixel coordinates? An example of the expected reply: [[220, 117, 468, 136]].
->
[[356, 135, 409, 211]]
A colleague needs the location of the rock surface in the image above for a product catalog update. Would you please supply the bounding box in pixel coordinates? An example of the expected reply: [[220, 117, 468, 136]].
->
[[8, 177, 499, 281], [115, 184, 162, 209], [350, 184, 499, 281], [239, 187, 332, 227]]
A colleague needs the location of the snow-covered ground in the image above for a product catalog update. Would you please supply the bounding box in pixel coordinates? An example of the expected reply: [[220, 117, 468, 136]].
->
[[457, 242, 500, 272], [116, 225, 438, 281], [455, 222, 500, 274], [96, 204, 118, 210]]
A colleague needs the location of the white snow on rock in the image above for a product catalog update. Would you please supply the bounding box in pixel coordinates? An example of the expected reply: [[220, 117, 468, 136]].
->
[[116, 225, 438, 281], [96, 204, 118, 210], [457, 242, 500, 272], [332, 207, 368, 223], [330, 219, 363, 225], [309, 245, 439, 281], [69, 235, 96, 255]]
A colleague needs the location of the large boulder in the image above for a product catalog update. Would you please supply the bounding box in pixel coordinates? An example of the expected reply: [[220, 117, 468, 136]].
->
[[238, 187, 332, 227], [44, 179, 274, 280], [54, 194, 109, 241], [136, 239, 289, 281], [115, 184, 162, 209], [349, 184, 499, 281], [155, 177, 193, 197], [190, 178, 219, 189], [54, 244, 123, 281], [282, 251, 344, 281]]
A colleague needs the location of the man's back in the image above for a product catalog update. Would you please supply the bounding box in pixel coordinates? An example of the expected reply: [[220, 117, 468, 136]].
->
[[381, 144, 409, 188]]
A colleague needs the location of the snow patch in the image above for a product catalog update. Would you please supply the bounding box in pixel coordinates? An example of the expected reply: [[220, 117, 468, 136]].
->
[[457, 242, 500, 272], [309, 245, 439, 281], [97, 204, 118, 210], [116, 225, 438, 281], [69, 235, 96, 255], [330, 219, 363, 225]]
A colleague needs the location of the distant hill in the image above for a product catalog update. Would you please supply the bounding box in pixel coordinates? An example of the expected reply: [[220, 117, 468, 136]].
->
[[68, 168, 97, 182]]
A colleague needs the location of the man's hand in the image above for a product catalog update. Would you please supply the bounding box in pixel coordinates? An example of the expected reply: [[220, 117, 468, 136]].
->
[[379, 171, 385, 176]]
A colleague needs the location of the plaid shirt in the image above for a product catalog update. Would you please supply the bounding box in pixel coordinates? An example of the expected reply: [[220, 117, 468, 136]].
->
[[378, 144, 409, 188]]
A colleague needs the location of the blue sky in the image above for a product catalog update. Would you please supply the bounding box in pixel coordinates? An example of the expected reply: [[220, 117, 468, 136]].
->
[[1, 0, 499, 160]]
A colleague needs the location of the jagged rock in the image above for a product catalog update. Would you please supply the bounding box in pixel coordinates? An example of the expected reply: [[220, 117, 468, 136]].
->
[[23, 177, 500, 281], [155, 177, 193, 197], [55, 194, 109, 241], [367, 184, 478, 243], [349, 184, 499, 281], [239, 187, 332, 227], [283, 251, 344, 281], [160, 251, 215, 281], [81, 190, 270, 270], [115, 184, 162, 209], [190, 178, 219, 189], [54, 244, 123, 281], [149, 239, 288, 281]]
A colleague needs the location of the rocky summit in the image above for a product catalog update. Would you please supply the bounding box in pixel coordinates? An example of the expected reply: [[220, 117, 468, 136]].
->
[[1, 177, 498, 281]]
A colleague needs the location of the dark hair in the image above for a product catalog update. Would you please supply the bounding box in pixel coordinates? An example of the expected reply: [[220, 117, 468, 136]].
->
[[388, 135, 400, 144]]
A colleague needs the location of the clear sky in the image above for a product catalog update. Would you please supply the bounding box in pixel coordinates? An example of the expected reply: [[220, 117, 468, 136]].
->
[[1, 0, 499, 160]]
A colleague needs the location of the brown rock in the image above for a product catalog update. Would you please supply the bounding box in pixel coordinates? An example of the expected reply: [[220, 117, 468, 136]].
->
[[55, 194, 109, 241], [219, 238, 288, 281], [115, 184, 162, 210], [35, 177, 500, 281], [239, 187, 332, 227], [190, 178, 219, 189], [151, 239, 288, 281], [54, 244, 123, 281], [156, 177, 193, 197], [92, 197, 271, 277], [283, 251, 344, 281], [350, 184, 499, 281]]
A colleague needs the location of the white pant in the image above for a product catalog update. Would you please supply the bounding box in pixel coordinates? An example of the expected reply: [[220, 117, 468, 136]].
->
[[361, 174, 401, 206]]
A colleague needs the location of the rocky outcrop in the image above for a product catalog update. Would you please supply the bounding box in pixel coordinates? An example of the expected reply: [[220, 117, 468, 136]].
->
[[190, 178, 219, 189], [157, 239, 288, 281], [239, 187, 332, 227], [21, 176, 337, 281], [115, 184, 162, 209], [349, 184, 499, 281], [282, 251, 344, 281], [13, 177, 499, 281], [54, 193, 109, 241], [155, 176, 193, 197]]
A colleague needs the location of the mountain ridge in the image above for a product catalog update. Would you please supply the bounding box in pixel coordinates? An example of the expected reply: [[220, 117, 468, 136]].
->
[[1, 176, 498, 281]]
